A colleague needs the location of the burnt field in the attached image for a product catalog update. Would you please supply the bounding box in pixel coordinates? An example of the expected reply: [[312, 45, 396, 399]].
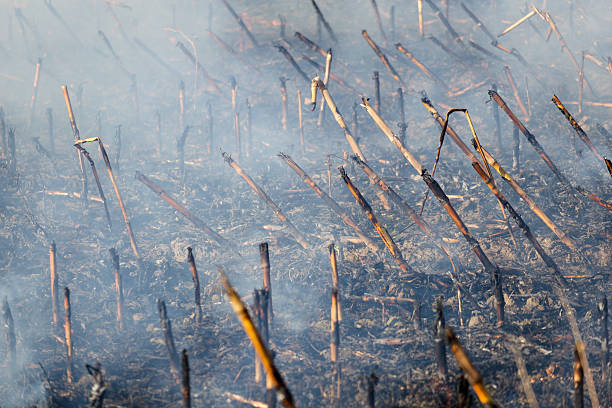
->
[[0, 0, 610, 407]]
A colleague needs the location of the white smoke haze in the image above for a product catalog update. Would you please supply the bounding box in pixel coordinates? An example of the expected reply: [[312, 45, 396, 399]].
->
[[0, 0, 610, 407]]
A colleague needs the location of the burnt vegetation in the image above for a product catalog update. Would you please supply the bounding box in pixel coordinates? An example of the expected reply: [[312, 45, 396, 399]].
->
[[0, 0, 610, 407]]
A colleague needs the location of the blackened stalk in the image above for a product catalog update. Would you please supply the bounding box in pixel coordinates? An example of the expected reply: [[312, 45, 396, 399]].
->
[[64, 287, 73, 383], [504, 66, 529, 121], [223, 153, 310, 249], [434, 297, 447, 377], [186, 247, 202, 324], [279, 153, 378, 252], [135, 171, 236, 251], [373, 71, 380, 112], [367, 371, 378, 408], [280, 77, 288, 130], [598, 297, 608, 380], [207, 30, 260, 73], [109, 248, 124, 330], [74, 144, 112, 230], [220, 0, 259, 47], [294, 31, 327, 57], [275, 45, 310, 84], [309, 0, 337, 42], [395, 43, 448, 89], [2, 299, 16, 373], [50, 241, 59, 326], [181, 349, 191, 408], [259, 243, 273, 322], [552, 95, 608, 174], [339, 167, 414, 274], [491, 84, 502, 153], [368, 0, 386, 40], [86, 363, 106, 407], [362, 30, 406, 88], [158, 299, 180, 382], [175, 41, 223, 96], [423, 0, 465, 48]]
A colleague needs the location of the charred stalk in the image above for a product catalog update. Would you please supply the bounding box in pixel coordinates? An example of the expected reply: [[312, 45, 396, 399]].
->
[[181, 349, 191, 408], [109, 248, 124, 330], [598, 297, 608, 380], [223, 152, 309, 249], [512, 126, 520, 172], [552, 95, 607, 171], [175, 41, 223, 96], [395, 43, 448, 89], [574, 345, 584, 408], [220, 0, 259, 48], [339, 167, 413, 274], [275, 45, 310, 84], [259, 243, 273, 322], [207, 30, 260, 73], [491, 84, 502, 153], [74, 144, 112, 230], [367, 371, 378, 408], [368, 0, 386, 40], [294, 31, 326, 57], [86, 363, 107, 408], [504, 66, 529, 121], [157, 299, 180, 382], [280, 153, 378, 251], [362, 30, 406, 88], [136, 171, 235, 251], [423, 0, 465, 48], [302, 56, 356, 94], [218, 268, 295, 408], [372, 71, 380, 112], [446, 328, 500, 407], [62, 85, 88, 209], [64, 287, 73, 383], [309, 0, 337, 43]]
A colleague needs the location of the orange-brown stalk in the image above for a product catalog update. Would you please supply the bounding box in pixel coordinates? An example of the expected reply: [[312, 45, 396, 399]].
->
[[74, 144, 112, 230], [339, 167, 413, 275], [223, 153, 309, 249], [446, 328, 500, 407], [218, 268, 295, 408], [49, 241, 59, 326], [61, 85, 88, 207], [504, 66, 529, 121], [362, 30, 406, 88]]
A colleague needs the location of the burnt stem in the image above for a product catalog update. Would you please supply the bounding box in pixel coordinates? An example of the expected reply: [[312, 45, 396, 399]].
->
[[220, 0, 259, 48], [368, 0, 386, 40], [175, 41, 223, 97], [74, 144, 112, 231], [259, 243, 273, 323], [206, 30, 260, 73], [434, 296, 447, 377], [61, 85, 88, 209], [157, 299, 180, 382], [512, 126, 520, 172], [423, 0, 465, 48], [86, 363, 106, 408], [181, 349, 191, 408], [186, 247, 202, 324], [491, 84, 502, 154], [339, 167, 413, 274], [373, 71, 380, 112], [504, 66, 529, 121], [362, 30, 406, 88], [2, 299, 16, 374], [275, 45, 310, 85], [64, 287, 73, 383], [367, 371, 378, 408], [109, 248, 124, 330], [309, 0, 337, 43]]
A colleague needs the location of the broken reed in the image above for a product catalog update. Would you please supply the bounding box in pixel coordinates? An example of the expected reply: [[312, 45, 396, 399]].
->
[[74, 144, 112, 230], [186, 247, 202, 324], [109, 248, 124, 330], [218, 267, 295, 408], [61, 85, 88, 208], [278, 152, 378, 252], [446, 328, 500, 407], [64, 287, 73, 383], [135, 172, 237, 253], [259, 242, 273, 322], [50, 241, 59, 326], [362, 98, 504, 324], [339, 166, 413, 274], [157, 299, 180, 382], [223, 152, 309, 249], [421, 96, 578, 252]]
